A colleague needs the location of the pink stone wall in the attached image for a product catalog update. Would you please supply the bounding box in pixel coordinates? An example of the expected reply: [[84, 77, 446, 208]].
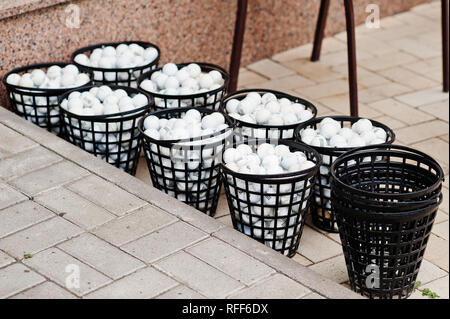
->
[[0, 0, 429, 108]]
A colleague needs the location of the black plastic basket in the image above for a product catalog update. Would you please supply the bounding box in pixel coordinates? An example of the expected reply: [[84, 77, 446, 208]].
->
[[139, 107, 234, 216], [294, 116, 395, 233], [137, 62, 229, 111], [221, 89, 317, 141], [330, 145, 444, 299], [221, 139, 321, 257], [72, 41, 160, 87], [3, 62, 92, 135], [59, 85, 153, 175]]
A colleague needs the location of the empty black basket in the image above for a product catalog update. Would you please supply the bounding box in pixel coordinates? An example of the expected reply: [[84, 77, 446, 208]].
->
[[221, 89, 317, 141], [295, 116, 395, 232], [221, 139, 321, 257], [139, 107, 234, 216], [330, 144, 444, 299], [59, 85, 152, 175], [3, 62, 92, 136], [72, 41, 160, 87], [137, 62, 229, 111]]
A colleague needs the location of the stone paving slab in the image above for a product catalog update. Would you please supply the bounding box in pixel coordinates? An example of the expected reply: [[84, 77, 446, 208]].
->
[[9, 161, 90, 196], [0, 217, 84, 259], [35, 187, 116, 231], [10, 281, 77, 299], [0, 201, 54, 239], [154, 251, 246, 299], [23, 248, 112, 296], [0, 107, 356, 299], [0, 183, 27, 210], [0, 146, 62, 181], [0, 263, 45, 299], [84, 267, 178, 299], [58, 233, 146, 280]]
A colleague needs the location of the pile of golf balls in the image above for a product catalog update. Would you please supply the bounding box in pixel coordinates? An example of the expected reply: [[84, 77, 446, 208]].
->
[[299, 117, 388, 215], [60, 86, 149, 171], [300, 117, 387, 149], [60, 85, 148, 116], [74, 43, 159, 84], [139, 63, 225, 109], [142, 109, 231, 209], [143, 109, 229, 141], [225, 92, 315, 139], [223, 143, 316, 253], [6, 64, 91, 130]]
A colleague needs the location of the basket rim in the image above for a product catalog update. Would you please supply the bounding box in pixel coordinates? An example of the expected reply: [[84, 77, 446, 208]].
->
[[58, 84, 153, 121], [138, 106, 235, 146], [332, 192, 442, 220], [137, 62, 230, 99], [220, 88, 318, 130], [331, 184, 443, 212], [220, 139, 322, 180], [294, 115, 396, 153], [2, 62, 93, 94], [71, 41, 161, 72], [330, 144, 445, 201]]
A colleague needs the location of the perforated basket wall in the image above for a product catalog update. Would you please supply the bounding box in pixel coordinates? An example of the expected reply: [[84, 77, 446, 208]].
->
[[59, 85, 152, 175], [139, 107, 234, 216], [137, 62, 229, 111], [3, 62, 92, 136], [294, 116, 395, 233], [330, 145, 444, 299], [221, 140, 321, 257], [221, 89, 317, 141], [72, 41, 160, 88]]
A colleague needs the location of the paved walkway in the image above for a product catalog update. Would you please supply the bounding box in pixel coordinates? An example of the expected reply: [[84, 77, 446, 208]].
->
[[143, 1, 450, 299], [0, 108, 361, 299]]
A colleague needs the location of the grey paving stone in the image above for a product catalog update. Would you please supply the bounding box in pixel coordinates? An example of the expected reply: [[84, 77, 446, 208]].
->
[[0, 201, 54, 239], [0, 250, 14, 268], [0, 146, 62, 180], [0, 263, 45, 299], [122, 222, 208, 263], [154, 251, 244, 299], [93, 205, 177, 246], [0, 217, 83, 258], [93, 164, 225, 233], [84, 267, 178, 299], [0, 123, 37, 156], [212, 227, 362, 299], [9, 161, 90, 195], [301, 292, 326, 299], [10, 281, 77, 299], [228, 273, 310, 299], [0, 183, 27, 210], [308, 255, 349, 284], [187, 238, 275, 285], [58, 233, 145, 280], [23, 248, 111, 296], [35, 187, 115, 230], [417, 259, 448, 284], [67, 175, 147, 216], [298, 226, 343, 263], [156, 285, 206, 299]]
